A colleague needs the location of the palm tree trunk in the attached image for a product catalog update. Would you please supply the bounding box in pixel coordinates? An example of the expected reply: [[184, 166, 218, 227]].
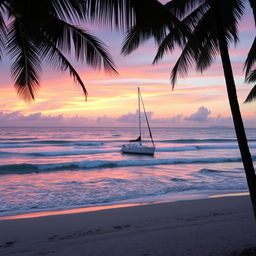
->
[[218, 36, 256, 219]]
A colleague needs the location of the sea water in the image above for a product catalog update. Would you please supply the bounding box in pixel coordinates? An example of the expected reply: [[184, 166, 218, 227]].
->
[[0, 126, 255, 217]]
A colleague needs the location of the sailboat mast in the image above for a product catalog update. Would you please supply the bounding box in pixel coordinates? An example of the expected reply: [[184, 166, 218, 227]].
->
[[140, 89, 155, 147], [138, 87, 142, 145]]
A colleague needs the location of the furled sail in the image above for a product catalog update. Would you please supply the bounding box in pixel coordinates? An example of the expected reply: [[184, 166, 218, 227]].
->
[[129, 136, 141, 142]]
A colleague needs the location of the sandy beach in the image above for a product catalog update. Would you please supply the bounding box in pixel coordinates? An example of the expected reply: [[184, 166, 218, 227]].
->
[[0, 195, 256, 256]]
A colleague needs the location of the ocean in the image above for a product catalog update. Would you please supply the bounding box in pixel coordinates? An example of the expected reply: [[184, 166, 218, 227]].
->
[[0, 126, 255, 218]]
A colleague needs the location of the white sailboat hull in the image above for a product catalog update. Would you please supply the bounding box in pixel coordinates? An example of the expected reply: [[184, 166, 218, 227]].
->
[[121, 144, 155, 155]]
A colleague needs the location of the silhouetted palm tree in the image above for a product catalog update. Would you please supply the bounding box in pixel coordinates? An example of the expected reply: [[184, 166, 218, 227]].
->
[[0, 0, 117, 101], [123, 0, 256, 218]]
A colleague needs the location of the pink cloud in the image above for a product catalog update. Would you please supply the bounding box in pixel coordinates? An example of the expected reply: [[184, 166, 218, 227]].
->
[[0, 107, 251, 128], [186, 107, 211, 122]]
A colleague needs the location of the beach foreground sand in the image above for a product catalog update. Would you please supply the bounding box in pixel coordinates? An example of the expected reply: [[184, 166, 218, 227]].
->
[[0, 196, 256, 256]]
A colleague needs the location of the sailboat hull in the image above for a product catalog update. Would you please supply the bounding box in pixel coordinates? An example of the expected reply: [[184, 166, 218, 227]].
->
[[121, 144, 155, 155]]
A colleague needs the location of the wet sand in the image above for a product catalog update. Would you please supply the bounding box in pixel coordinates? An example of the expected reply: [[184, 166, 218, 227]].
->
[[0, 195, 256, 256]]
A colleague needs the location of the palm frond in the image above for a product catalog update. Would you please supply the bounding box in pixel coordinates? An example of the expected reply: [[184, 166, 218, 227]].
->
[[248, 0, 256, 25], [122, 1, 190, 56], [244, 84, 256, 103], [7, 20, 41, 101], [165, 0, 207, 20], [170, 0, 244, 87], [171, 40, 197, 87], [153, 27, 188, 64], [195, 36, 219, 72], [44, 17, 118, 74], [86, 0, 134, 30], [193, 11, 220, 73], [229, 0, 244, 44], [245, 69, 256, 83], [244, 37, 256, 76], [39, 39, 88, 98], [87, 0, 183, 32], [213, 0, 244, 45], [121, 26, 149, 55], [181, 2, 209, 30], [188, 7, 219, 72], [153, 3, 213, 66], [122, 23, 169, 56], [0, 11, 7, 60], [133, 0, 184, 32], [170, 7, 214, 86], [69, 25, 118, 73], [51, 0, 87, 23]]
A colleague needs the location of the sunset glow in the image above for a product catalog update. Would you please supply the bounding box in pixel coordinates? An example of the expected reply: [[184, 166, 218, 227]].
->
[[0, 3, 255, 128]]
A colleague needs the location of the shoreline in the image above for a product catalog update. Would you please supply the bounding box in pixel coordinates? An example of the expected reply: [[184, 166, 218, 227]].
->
[[0, 195, 255, 256], [0, 191, 249, 221]]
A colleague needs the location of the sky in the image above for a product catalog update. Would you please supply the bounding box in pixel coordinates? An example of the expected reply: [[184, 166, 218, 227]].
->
[[0, 1, 255, 128]]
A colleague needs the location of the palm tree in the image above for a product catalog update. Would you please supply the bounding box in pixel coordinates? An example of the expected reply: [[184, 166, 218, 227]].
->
[[0, 0, 117, 101], [122, 0, 256, 218]]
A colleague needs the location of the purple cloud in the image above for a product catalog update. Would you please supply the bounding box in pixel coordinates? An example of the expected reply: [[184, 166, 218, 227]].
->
[[186, 106, 211, 122], [0, 108, 249, 128]]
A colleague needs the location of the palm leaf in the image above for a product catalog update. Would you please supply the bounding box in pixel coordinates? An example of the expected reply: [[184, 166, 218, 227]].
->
[[39, 39, 88, 99], [248, 0, 256, 25], [0, 0, 7, 60], [51, 0, 87, 23], [122, 23, 169, 56], [209, 0, 243, 46], [152, 28, 188, 64], [171, 42, 198, 87], [165, 0, 207, 20], [244, 37, 256, 77], [69, 25, 118, 73], [44, 17, 118, 74], [122, 1, 189, 56], [195, 36, 219, 73], [153, 3, 210, 65], [194, 10, 219, 73], [181, 2, 210, 30], [244, 84, 256, 103], [0, 11, 7, 60], [86, 0, 134, 30], [226, 0, 244, 44], [170, 7, 214, 86], [7, 20, 41, 101], [170, 0, 244, 87], [121, 26, 147, 56], [87, 0, 183, 32], [245, 69, 256, 83]]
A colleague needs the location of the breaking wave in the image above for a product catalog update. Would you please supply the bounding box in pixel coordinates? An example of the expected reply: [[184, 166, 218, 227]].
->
[[0, 156, 250, 175]]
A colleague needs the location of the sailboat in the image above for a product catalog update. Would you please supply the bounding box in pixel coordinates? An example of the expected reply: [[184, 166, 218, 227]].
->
[[121, 87, 155, 155]]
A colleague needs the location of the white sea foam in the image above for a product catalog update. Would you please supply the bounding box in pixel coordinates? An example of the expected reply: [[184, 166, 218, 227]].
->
[[36, 156, 244, 171]]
